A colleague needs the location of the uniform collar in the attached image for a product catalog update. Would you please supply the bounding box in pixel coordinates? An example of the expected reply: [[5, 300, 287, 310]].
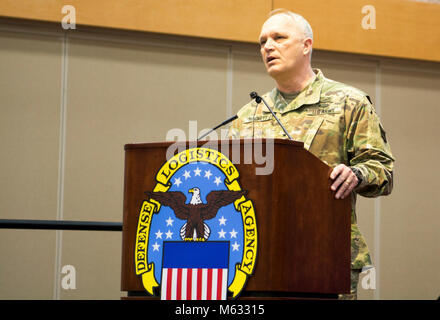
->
[[265, 69, 325, 114]]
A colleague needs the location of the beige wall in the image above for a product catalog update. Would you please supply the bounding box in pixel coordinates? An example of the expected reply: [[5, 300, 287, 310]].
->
[[0, 19, 439, 300]]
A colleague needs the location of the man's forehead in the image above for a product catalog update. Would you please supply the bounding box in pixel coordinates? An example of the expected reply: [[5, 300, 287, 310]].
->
[[259, 14, 297, 37]]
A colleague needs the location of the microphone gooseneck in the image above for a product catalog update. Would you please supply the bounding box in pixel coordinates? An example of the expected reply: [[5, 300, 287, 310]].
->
[[197, 114, 238, 141]]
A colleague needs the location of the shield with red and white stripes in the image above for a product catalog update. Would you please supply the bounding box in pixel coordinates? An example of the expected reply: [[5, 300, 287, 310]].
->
[[161, 241, 229, 300]]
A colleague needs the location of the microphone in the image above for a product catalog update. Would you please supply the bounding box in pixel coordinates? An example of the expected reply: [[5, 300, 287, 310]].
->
[[197, 114, 238, 141], [249, 91, 293, 140]]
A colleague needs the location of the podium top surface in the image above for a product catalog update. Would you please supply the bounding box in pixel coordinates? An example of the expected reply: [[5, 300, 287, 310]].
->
[[124, 138, 304, 150]]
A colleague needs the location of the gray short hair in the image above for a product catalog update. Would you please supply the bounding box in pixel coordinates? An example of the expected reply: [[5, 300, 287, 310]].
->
[[269, 9, 314, 40]]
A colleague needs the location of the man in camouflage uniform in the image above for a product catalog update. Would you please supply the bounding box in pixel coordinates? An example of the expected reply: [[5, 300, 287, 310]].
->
[[228, 9, 394, 299]]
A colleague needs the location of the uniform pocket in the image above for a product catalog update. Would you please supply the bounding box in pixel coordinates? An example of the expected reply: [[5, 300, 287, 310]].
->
[[242, 114, 273, 124], [240, 115, 273, 138]]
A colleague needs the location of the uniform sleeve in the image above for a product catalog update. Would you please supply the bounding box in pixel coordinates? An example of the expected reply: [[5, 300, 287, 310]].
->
[[346, 96, 395, 197]]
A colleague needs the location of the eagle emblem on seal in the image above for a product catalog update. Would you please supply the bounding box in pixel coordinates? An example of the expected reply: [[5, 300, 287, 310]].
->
[[146, 188, 247, 241]]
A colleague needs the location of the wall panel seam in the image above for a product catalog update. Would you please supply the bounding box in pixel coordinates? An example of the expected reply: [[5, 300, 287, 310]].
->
[[226, 47, 233, 118], [54, 31, 68, 300]]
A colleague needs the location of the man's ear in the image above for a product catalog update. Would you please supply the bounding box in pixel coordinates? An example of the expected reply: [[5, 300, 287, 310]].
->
[[303, 38, 313, 55]]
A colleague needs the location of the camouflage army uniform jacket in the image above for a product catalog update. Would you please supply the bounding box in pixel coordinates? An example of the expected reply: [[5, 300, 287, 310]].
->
[[228, 69, 394, 269]]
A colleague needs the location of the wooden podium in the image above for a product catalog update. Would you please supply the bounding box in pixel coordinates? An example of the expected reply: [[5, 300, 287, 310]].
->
[[121, 139, 351, 299]]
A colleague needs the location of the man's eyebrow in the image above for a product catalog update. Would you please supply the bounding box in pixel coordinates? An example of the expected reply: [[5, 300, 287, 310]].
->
[[260, 31, 286, 40], [272, 31, 287, 37]]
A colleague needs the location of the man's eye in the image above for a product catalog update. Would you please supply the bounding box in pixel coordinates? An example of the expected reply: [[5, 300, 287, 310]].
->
[[260, 40, 266, 46]]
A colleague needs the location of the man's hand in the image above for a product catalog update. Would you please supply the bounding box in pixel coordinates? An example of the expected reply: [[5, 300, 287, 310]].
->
[[330, 164, 359, 199]]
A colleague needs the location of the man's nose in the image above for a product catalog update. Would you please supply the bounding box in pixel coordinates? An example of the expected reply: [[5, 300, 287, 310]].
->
[[263, 38, 275, 52]]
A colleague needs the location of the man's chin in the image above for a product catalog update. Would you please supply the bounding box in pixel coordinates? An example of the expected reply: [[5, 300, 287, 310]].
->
[[267, 66, 284, 79]]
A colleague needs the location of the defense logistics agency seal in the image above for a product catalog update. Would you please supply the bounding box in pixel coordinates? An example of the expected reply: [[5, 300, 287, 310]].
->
[[134, 147, 257, 299]]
